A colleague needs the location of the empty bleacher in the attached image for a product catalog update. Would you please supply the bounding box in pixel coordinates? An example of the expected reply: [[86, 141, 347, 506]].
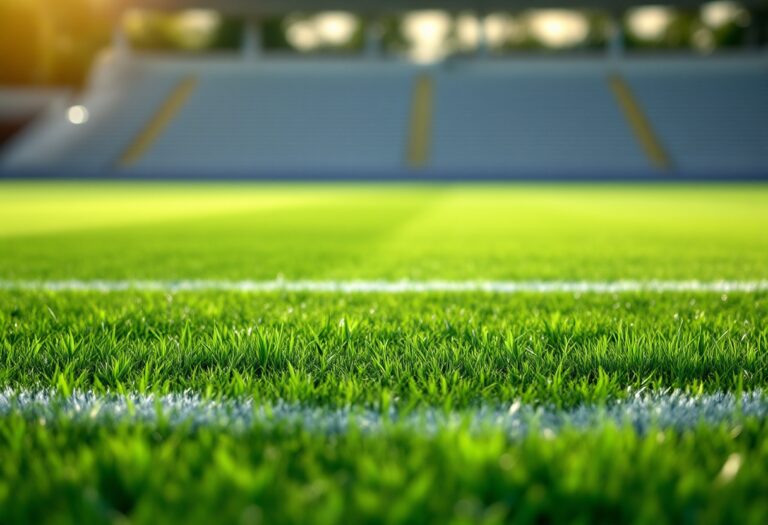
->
[[1, 53, 767, 178], [432, 61, 648, 174], [0, 59, 183, 171], [623, 58, 768, 174], [141, 63, 415, 173]]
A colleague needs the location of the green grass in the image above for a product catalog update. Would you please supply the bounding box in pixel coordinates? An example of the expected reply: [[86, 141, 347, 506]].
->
[[1, 182, 767, 524], [3, 419, 767, 525], [2, 183, 767, 280], [2, 291, 767, 407]]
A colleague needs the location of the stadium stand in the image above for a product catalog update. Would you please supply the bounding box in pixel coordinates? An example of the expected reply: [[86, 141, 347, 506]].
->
[[1, 0, 767, 179], [139, 61, 415, 172], [0, 58, 182, 171], [432, 61, 649, 174], [624, 58, 768, 174]]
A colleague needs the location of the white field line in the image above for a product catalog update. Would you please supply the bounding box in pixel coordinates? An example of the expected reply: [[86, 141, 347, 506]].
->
[[1, 390, 765, 436], [0, 279, 767, 294]]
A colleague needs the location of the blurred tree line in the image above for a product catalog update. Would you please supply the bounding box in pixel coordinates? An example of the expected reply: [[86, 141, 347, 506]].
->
[[0, 1, 761, 87]]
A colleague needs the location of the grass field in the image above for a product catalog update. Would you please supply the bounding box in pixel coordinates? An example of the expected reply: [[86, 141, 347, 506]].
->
[[1, 182, 767, 524]]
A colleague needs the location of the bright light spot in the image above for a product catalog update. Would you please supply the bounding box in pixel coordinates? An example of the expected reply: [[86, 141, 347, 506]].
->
[[527, 10, 589, 48], [455, 14, 481, 50], [314, 12, 357, 46], [177, 9, 220, 35], [455, 14, 514, 51], [173, 9, 221, 49], [123, 8, 219, 49], [404, 11, 451, 42], [702, 1, 744, 27], [485, 14, 515, 47], [628, 6, 672, 40], [67, 106, 89, 125], [403, 11, 452, 63], [286, 20, 321, 51]]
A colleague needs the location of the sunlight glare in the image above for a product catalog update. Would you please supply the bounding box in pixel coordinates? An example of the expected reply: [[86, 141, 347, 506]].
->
[[174, 9, 221, 49], [527, 10, 589, 48], [314, 12, 357, 46], [67, 105, 89, 125], [702, 1, 745, 27], [628, 6, 672, 40], [286, 20, 320, 51], [403, 11, 451, 63]]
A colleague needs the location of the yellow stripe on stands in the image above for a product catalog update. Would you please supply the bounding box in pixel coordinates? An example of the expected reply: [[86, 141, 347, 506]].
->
[[406, 74, 434, 169], [609, 74, 672, 172], [118, 76, 198, 168]]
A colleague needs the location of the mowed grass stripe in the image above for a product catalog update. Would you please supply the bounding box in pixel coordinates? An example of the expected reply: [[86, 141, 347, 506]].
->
[[1, 279, 767, 293], [2, 184, 767, 282]]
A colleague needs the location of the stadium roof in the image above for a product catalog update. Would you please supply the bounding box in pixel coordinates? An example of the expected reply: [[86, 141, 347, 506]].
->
[[121, 0, 768, 14]]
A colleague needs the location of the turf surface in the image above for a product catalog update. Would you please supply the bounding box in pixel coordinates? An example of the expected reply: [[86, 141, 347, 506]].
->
[[2, 291, 767, 406], [2, 183, 767, 280], [1, 182, 767, 524]]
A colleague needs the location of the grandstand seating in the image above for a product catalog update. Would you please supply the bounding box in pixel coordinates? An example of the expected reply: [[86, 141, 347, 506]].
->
[[68, 72, 181, 170], [143, 63, 414, 172], [624, 58, 768, 174], [432, 61, 648, 174], [1, 53, 766, 178], [0, 60, 181, 171]]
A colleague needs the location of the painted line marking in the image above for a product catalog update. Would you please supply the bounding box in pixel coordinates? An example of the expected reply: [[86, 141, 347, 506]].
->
[[406, 74, 434, 169], [1, 390, 765, 436], [0, 279, 766, 294], [609, 73, 672, 172], [118, 76, 198, 168]]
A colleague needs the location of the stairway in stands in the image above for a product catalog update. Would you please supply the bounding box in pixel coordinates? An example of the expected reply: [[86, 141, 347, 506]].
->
[[2, 53, 767, 178]]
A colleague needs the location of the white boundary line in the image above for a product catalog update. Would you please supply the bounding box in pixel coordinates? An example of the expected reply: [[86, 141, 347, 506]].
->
[[1, 390, 766, 436], [1, 279, 767, 294]]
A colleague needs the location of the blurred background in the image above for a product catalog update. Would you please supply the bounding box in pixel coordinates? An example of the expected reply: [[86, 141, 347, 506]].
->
[[0, 0, 765, 178], [0, 1, 760, 87]]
